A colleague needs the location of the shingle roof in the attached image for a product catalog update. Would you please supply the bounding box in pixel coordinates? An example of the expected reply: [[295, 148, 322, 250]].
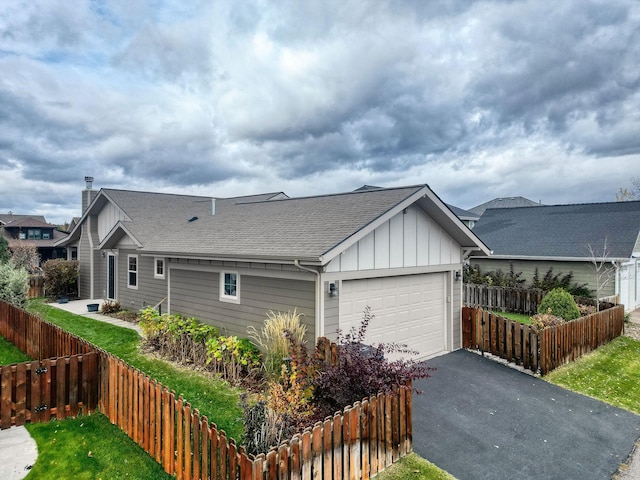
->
[[0, 214, 48, 225], [472, 201, 640, 259], [447, 204, 479, 222], [469, 197, 542, 216], [129, 186, 426, 260], [62, 184, 489, 262]]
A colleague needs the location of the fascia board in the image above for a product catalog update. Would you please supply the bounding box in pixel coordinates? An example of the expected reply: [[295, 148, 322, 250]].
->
[[319, 187, 430, 265], [55, 190, 131, 246]]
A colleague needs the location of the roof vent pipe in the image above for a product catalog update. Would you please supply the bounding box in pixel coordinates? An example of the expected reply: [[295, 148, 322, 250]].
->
[[212, 198, 216, 216], [85, 176, 94, 190]]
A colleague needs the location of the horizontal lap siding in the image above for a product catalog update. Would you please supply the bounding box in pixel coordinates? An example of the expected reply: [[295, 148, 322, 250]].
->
[[470, 258, 615, 297], [170, 269, 316, 344], [117, 251, 167, 310]]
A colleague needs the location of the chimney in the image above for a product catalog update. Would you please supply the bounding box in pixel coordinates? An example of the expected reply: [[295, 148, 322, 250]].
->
[[82, 176, 97, 213]]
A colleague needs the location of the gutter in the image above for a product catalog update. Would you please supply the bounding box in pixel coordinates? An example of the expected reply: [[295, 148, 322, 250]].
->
[[294, 259, 323, 338]]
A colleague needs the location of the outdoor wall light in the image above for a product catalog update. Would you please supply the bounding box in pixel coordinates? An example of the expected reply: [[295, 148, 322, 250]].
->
[[455, 271, 462, 281], [328, 282, 339, 297]]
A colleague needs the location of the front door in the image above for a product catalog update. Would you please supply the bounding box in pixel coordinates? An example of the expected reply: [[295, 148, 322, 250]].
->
[[107, 254, 116, 300]]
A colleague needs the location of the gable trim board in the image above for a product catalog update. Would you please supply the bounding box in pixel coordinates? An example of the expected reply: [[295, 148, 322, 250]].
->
[[62, 183, 488, 359]]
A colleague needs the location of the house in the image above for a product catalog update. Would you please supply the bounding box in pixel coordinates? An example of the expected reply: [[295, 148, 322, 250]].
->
[[447, 205, 480, 229], [0, 214, 68, 266], [57, 180, 489, 359], [470, 201, 640, 311], [468, 196, 543, 217]]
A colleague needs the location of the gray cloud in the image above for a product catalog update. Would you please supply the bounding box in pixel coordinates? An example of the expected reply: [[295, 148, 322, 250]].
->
[[0, 0, 639, 224]]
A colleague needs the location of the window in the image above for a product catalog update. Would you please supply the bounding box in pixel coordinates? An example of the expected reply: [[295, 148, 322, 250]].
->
[[28, 229, 42, 240], [128, 255, 138, 289], [154, 258, 165, 279], [220, 271, 239, 303], [19, 232, 26, 240], [42, 231, 51, 240]]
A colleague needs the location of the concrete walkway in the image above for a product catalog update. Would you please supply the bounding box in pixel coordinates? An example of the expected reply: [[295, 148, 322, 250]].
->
[[0, 426, 38, 480], [48, 299, 142, 335]]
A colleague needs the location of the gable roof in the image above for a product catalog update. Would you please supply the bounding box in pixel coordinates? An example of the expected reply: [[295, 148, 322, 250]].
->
[[2, 217, 52, 229], [61, 185, 490, 264], [469, 196, 542, 216], [472, 201, 640, 261]]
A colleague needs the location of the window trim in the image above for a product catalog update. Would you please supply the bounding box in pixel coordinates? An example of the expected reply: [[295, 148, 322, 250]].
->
[[219, 271, 240, 304], [154, 257, 165, 279], [127, 254, 138, 290]]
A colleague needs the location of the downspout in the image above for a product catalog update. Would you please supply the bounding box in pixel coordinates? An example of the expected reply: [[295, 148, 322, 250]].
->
[[294, 260, 323, 338]]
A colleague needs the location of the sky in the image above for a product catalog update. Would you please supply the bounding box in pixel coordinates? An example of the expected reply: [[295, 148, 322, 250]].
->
[[1, 0, 639, 225]]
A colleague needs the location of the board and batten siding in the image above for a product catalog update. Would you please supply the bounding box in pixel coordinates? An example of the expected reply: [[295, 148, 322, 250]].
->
[[115, 249, 168, 310], [169, 267, 316, 346], [469, 258, 615, 297], [325, 205, 461, 273], [97, 202, 129, 241], [452, 272, 462, 349]]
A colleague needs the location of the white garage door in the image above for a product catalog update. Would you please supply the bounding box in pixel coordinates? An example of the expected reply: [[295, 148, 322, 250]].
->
[[339, 273, 447, 359]]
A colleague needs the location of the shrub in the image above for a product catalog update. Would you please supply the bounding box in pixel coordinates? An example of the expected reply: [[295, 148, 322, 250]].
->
[[310, 306, 432, 420], [248, 309, 306, 379], [0, 262, 29, 306], [240, 398, 292, 456], [538, 288, 580, 321], [42, 259, 79, 299], [532, 267, 592, 298], [0, 237, 10, 264], [206, 335, 262, 376], [529, 310, 565, 331], [10, 242, 40, 273], [100, 299, 121, 314]]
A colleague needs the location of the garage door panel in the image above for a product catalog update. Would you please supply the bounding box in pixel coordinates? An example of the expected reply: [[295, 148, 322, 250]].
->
[[339, 273, 447, 359]]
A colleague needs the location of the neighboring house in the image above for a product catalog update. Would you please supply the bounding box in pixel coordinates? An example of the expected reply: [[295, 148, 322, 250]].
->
[[0, 214, 68, 265], [470, 201, 640, 311], [447, 205, 480, 229], [57, 181, 489, 359], [468, 196, 543, 217]]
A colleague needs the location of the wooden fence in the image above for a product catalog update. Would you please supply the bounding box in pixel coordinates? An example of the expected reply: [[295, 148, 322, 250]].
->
[[28, 275, 45, 298], [0, 301, 97, 360], [463, 284, 546, 314], [1, 301, 412, 479], [462, 305, 625, 374], [0, 352, 98, 429]]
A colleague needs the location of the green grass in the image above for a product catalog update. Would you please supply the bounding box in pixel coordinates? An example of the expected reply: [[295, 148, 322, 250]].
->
[[25, 298, 243, 440], [0, 334, 32, 365], [545, 336, 640, 414], [25, 413, 172, 480], [374, 453, 456, 480], [491, 311, 531, 325]]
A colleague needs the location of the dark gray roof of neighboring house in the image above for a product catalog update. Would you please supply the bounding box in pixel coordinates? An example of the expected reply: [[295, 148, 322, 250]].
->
[[447, 204, 480, 222], [472, 201, 640, 260], [469, 197, 543, 216]]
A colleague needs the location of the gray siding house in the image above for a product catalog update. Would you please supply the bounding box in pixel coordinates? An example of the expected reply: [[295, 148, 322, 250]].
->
[[58, 182, 489, 359], [470, 201, 640, 312]]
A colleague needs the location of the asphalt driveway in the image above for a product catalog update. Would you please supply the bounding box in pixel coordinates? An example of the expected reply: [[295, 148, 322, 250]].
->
[[413, 350, 640, 480]]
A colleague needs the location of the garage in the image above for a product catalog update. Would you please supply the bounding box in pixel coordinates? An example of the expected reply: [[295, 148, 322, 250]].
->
[[338, 273, 447, 359]]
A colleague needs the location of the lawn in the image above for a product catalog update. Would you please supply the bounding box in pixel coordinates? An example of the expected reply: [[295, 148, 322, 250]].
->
[[375, 453, 456, 480], [25, 413, 172, 480], [25, 298, 243, 440], [545, 336, 640, 414], [491, 311, 531, 324], [0, 333, 32, 365], [22, 299, 455, 479]]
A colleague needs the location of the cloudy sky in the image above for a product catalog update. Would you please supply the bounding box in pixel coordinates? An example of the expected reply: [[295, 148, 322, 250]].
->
[[1, 0, 639, 224]]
